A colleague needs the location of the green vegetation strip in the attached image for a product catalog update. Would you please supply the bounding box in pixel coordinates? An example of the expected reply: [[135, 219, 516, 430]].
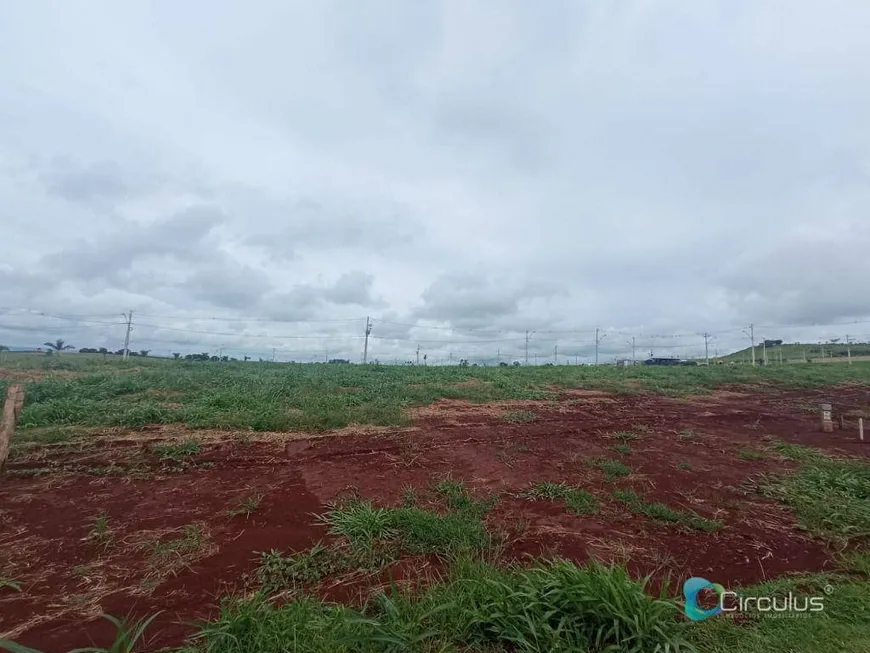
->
[[759, 443, 870, 542], [5, 355, 870, 432], [613, 489, 722, 532], [518, 481, 601, 515]]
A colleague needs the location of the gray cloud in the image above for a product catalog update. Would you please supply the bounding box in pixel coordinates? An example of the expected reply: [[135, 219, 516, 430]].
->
[[2, 1, 869, 362]]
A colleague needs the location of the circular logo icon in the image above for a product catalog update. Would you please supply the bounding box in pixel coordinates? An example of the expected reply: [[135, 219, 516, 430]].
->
[[683, 577, 726, 621]]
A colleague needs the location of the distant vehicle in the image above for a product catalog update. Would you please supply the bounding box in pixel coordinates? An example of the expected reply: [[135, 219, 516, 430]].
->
[[643, 357, 696, 366]]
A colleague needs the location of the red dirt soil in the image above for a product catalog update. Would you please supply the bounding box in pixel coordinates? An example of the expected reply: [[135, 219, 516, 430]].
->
[[1, 385, 868, 651]]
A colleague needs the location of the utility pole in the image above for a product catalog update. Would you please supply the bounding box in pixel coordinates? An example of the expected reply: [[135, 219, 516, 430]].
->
[[525, 330, 535, 365], [743, 324, 756, 366], [750, 324, 755, 366], [534, 353, 538, 365], [496, 348, 500, 364], [272, 348, 276, 362], [847, 335, 853, 364], [762, 341, 768, 366], [554, 344, 558, 364], [449, 352, 453, 364], [363, 316, 372, 364], [121, 310, 133, 361], [595, 328, 606, 366], [627, 337, 637, 365], [703, 333, 710, 365], [416, 344, 421, 365]]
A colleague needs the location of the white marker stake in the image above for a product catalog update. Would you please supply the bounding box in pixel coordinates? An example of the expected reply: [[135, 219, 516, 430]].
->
[[860, 418, 864, 442]]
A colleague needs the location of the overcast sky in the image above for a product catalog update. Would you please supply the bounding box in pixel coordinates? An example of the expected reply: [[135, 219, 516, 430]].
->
[[1, 1, 869, 363]]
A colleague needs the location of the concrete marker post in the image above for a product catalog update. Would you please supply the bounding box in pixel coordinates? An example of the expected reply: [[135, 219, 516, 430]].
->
[[820, 403, 833, 433]]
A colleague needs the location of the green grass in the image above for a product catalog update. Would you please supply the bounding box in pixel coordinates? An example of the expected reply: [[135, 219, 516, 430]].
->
[[688, 573, 870, 652], [737, 447, 766, 461], [676, 461, 694, 471], [88, 511, 113, 550], [715, 341, 870, 363], [759, 455, 870, 542], [184, 557, 692, 653], [519, 481, 601, 515], [256, 543, 352, 594], [501, 410, 537, 424], [6, 356, 870, 433], [613, 489, 722, 532], [770, 441, 824, 463], [228, 494, 264, 520], [612, 430, 638, 441], [317, 482, 496, 559], [152, 439, 201, 461], [0, 578, 22, 593], [614, 443, 632, 456], [590, 457, 632, 481], [146, 524, 208, 576]]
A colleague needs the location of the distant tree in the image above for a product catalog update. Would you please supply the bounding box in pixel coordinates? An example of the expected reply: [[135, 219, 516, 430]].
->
[[139, 349, 150, 357], [79, 347, 97, 353], [43, 339, 75, 354], [459, 359, 469, 367], [172, 352, 181, 360], [0, 345, 8, 353], [114, 349, 125, 356], [243, 355, 251, 361], [210, 356, 220, 362], [98, 347, 108, 355], [513, 361, 520, 366], [499, 362, 508, 367], [220, 356, 229, 362]]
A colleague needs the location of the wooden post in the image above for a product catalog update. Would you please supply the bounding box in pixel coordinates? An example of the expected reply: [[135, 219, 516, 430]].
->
[[860, 418, 865, 443], [0, 384, 25, 473]]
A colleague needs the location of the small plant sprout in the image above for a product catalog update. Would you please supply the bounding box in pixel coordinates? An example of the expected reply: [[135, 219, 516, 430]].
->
[[228, 494, 264, 519]]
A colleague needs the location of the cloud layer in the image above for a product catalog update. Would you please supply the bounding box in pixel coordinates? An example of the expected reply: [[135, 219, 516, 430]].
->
[[2, 1, 869, 362]]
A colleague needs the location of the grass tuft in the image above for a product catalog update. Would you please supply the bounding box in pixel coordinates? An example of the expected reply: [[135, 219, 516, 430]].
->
[[590, 457, 632, 481], [501, 410, 537, 424], [228, 494, 264, 520], [152, 439, 201, 461], [519, 481, 601, 515], [613, 489, 722, 532], [738, 447, 765, 461]]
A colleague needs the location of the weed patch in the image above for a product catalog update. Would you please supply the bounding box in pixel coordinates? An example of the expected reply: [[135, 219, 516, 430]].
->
[[187, 557, 692, 653], [501, 410, 537, 424], [228, 494, 264, 520], [759, 457, 870, 542], [738, 448, 766, 461], [519, 481, 601, 515], [613, 489, 721, 532], [590, 457, 631, 481]]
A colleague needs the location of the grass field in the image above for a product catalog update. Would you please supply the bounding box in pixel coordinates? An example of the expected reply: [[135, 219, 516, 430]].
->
[[1, 353, 869, 652], [3, 352, 870, 435], [716, 342, 870, 364]]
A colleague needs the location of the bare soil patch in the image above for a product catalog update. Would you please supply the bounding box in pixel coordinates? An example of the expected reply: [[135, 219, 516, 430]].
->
[[2, 385, 869, 650]]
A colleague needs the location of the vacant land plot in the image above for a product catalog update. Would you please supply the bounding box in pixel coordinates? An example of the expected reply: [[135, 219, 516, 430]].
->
[[1, 358, 869, 652]]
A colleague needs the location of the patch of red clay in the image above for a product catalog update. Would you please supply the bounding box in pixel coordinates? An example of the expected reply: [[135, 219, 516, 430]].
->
[[1, 385, 869, 650]]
